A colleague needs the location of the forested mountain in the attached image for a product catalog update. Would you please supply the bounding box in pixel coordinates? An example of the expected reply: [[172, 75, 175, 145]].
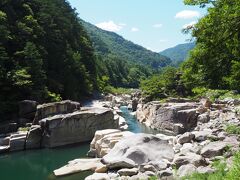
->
[[0, 0, 98, 120], [81, 20, 171, 69], [160, 42, 195, 64]]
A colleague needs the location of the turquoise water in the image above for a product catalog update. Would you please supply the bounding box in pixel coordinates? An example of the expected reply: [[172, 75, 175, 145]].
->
[[0, 143, 91, 180], [0, 107, 155, 180], [120, 106, 159, 134]]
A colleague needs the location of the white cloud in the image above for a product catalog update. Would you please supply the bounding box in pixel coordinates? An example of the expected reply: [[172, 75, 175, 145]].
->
[[175, 10, 200, 19], [131, 27, 139, 32], [153, 24, 163, 28], [183, 21, 197, 29], [95, 21, 124, 32]]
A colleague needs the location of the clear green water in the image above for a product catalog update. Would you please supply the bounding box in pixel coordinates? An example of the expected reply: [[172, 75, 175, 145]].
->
[[0, 107, 157, 180], [0, 143, 91, 180]]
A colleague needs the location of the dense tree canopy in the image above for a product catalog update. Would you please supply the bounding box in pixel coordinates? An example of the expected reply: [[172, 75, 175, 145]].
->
[[0, 0, 97, 120], [181, 0, 240, 91], [140, 67, 181, 100]]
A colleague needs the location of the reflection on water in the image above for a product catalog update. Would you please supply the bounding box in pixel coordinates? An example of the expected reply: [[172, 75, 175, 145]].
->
[[0, 106, 157, 180]]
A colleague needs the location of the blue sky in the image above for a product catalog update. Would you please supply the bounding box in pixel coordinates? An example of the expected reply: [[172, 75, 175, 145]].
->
[[68, 0, 206, 52]]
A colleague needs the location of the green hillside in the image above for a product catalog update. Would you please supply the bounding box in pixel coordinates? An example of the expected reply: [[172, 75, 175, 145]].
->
[[81, 20, 171, 69]]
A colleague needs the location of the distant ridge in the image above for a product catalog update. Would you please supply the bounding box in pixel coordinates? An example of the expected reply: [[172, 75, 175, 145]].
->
[[160, 42, 195, 64]]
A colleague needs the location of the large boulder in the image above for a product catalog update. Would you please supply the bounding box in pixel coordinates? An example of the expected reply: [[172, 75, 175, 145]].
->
[[173, 152, 206, 168], [201, 141, 229, 158], [136, 102, 199, 135], [102, 134, 174, 169], [198, 113, 210, 123], [193, 130, 212, 142], [177, 164, 197, 177], [177, 132, 195, 144], [136, 102, 161, 125], [33, 100, 81, 124], [88, 129, 134, 158], [40, 107, 117, 148], [179, 143, 201, 154]]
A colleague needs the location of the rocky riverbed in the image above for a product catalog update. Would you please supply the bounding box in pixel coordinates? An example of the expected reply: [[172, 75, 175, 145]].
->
[[1, 92, 240, 180], [52, 93, 240, 179]]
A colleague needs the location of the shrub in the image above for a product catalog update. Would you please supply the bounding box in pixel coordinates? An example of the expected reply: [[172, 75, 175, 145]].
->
[[226, 125, 240, 135], [192, 88, 240, 102], [108, 87, 134, 95]]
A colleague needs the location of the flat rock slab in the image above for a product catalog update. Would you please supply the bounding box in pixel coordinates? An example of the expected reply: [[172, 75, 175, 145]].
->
[[34, 100, 80, 123], [54, 158, 105, 176], [177, 132, 195, 144]]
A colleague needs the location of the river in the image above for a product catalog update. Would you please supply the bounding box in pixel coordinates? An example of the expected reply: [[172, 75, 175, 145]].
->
[[0, 106, 157, 180]]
